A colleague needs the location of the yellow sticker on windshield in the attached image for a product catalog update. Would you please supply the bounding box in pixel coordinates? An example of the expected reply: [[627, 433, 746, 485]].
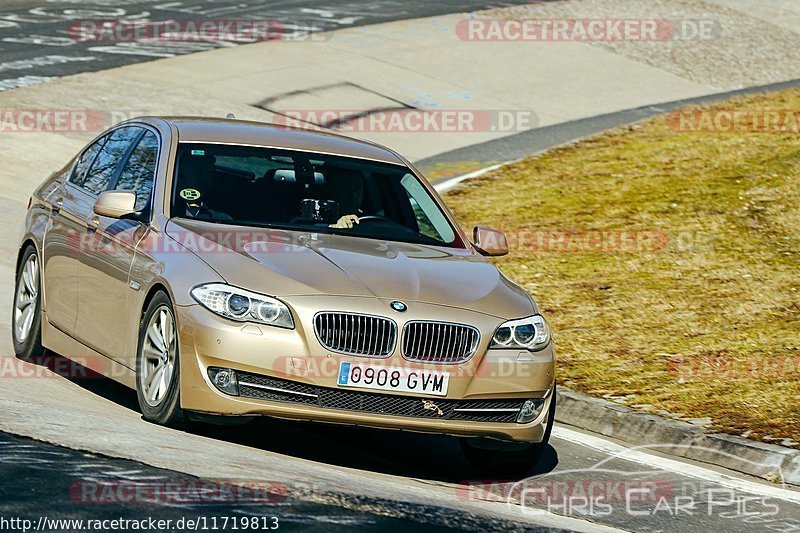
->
[[179, 188, 201, 201]]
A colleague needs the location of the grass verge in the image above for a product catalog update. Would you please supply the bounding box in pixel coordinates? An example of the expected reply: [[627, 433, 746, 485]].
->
[[444, 88, 800, 446]]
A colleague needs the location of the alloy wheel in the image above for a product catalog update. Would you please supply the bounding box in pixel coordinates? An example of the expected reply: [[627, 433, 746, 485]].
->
[[139, 306, 177, 407], [14, 254, 39, 344]]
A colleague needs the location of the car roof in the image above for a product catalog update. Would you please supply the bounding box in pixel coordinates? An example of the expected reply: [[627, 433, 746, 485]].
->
[[136, 116, 405, 166]]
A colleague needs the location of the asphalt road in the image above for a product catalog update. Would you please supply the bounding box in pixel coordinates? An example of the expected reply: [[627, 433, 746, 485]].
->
[[0, 431, 467, 532], [3, 354, 800, 532], [182, 420, 800, 532], [0, 0, 535, 91]]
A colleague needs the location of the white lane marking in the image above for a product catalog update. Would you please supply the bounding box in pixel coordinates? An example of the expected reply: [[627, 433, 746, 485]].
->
[[0, 55, 95, 74], [3, 35, 77, 47], [433, 162, 508, 193], [552, 426, 800, 504]]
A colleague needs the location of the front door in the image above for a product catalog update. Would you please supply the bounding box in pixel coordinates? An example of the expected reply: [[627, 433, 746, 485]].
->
[[76, 127, 158, 365]]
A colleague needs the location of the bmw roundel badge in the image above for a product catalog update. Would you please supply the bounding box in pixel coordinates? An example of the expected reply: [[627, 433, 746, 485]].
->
[[390, 300, 408, 312]]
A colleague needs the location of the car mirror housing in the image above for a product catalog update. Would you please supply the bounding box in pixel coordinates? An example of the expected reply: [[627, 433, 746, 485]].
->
[[472, 225, 509, 256], [93, 190, 137, 219]]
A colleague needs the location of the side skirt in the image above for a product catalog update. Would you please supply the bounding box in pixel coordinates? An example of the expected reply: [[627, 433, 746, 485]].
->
[[41, 311, 136, 389]]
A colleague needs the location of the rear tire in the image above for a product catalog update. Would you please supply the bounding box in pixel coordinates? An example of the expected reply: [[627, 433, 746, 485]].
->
[[462, 386, 556, 477], [136, 291, 185, 428], [13, 245, 44, 361]]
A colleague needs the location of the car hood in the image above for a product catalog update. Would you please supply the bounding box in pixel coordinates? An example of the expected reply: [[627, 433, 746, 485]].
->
[[166, 219, 536, 319]]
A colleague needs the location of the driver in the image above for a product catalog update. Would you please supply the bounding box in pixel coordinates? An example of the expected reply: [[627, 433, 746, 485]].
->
[[330, 214, 359, 229], [325, 168, 363, 229]]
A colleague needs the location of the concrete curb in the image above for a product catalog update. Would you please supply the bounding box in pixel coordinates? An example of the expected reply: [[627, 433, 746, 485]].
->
[[555, 387, 800, 487]]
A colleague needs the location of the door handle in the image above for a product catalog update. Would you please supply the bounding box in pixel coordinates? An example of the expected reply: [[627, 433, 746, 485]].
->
[[51, 197, 63, 216], [87, 215, 100, 233]]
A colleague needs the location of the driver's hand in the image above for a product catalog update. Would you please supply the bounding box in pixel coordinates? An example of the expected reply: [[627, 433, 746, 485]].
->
[[329, 214, 360, 228]]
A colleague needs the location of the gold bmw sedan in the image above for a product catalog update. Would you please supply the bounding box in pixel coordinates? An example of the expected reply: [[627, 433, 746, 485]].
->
[[14, 117, 555, 472]]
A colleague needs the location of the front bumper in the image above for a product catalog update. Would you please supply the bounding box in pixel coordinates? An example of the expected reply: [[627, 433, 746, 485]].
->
[[176, 297, 555, 443]]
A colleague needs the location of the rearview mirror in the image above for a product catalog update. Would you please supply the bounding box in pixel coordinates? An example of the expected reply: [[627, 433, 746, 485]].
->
[[472, 225, 509, 257], [93, 190, 137, 219]]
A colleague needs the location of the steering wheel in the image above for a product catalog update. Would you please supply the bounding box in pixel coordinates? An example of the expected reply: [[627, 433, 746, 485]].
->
[[357, 215, 393, 224]]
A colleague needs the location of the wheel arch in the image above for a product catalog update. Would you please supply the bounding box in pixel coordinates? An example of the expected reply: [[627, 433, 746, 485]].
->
[[140, 282, 173, 324], [16, 238, 39, 271]]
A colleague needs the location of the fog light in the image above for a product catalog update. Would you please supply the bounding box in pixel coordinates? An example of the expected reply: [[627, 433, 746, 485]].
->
[[208, 367, 239, 396], [517, 399, 545, 423]]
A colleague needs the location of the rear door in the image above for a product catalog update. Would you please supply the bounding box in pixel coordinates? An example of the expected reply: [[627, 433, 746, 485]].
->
[[42, 133, 108, 334]]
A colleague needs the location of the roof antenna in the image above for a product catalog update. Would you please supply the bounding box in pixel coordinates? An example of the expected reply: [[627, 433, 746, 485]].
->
[[226, 113, 236, 119]]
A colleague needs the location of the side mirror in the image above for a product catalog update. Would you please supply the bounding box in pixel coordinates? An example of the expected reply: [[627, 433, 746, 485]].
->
[[472, 225, 509, 257], [93, 190, 137, 219]]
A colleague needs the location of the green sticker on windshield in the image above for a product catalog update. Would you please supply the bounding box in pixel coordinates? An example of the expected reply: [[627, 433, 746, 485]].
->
[[179, 188, 201, 201], [191, 149, 205, 156]]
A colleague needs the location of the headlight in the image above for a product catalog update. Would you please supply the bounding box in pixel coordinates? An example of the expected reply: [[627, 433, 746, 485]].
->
[[190, 283, 294, 329], [490, 315, 550, 350]]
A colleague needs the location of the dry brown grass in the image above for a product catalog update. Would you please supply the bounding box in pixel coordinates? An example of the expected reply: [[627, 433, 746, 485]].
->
[[444, 89, 800, 445]]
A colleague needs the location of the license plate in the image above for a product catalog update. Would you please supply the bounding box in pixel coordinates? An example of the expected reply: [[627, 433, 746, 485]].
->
[[337, 362, 449, 396]]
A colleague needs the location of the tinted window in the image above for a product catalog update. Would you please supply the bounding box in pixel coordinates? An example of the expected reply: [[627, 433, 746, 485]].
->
[[69, 134, 108, 187], [82, 126, 142, 195], [215, 155, 290, 179], [171, 143, 462, 248], [114, 130, 158, 211]]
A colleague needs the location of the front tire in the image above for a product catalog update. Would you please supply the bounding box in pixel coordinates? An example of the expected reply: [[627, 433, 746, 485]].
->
[[462, 386, 556, 476], [136, 291, 185, 428], [13, 245, 44, 360]]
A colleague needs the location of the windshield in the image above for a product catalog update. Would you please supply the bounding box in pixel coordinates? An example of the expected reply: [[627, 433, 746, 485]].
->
[[170, 143, 462, 247]]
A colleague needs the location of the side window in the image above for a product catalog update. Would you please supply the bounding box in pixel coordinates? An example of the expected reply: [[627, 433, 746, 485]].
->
[[69, 135, 108, 187], [399, 174, 455, 244], [82, 126, 143, 195], [407, 196, 438, 240], [114, 131, 158, 211]]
